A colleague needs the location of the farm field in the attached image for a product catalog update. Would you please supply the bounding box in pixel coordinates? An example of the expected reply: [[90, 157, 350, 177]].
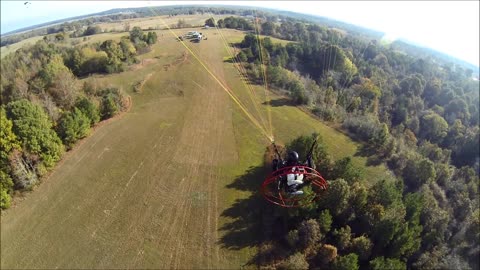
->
[[1, 26, 390, 269], [0, 35, 44, 58]]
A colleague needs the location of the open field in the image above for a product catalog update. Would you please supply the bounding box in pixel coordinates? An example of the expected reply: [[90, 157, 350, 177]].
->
[[97, 14, 234, 32], [0, 35, 44, 58], [1, 26, 390, 269]]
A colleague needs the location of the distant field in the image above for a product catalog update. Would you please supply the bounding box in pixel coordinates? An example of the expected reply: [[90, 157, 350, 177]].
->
[[1, 24, 390, 269], [0, 35, 44, 58], [97, 14, 233, 32]]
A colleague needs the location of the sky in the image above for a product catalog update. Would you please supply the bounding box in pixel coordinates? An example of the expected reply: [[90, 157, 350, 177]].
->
[[1, 1, 479, 67]]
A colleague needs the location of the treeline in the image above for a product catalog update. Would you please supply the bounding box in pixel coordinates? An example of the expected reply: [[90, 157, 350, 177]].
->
[[65, 27, 157, 75], [234, 17, 479, 269], [205, 16, 255, 31], [0, 27, 157, 209], [1, 13, 141, 47]]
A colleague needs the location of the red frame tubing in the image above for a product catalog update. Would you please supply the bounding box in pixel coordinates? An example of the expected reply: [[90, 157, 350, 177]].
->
[[261, 166, 328, 208]]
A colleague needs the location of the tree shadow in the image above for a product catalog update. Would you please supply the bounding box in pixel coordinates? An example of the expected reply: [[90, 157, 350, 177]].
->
[[219, 166, 267, 251], [219, 164, 293, 267], [263, 98, 293, 107]]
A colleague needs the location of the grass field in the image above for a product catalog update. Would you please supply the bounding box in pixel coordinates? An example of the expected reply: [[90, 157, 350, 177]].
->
[[0, 35, 44, 58], [1, 26, 390, 269]]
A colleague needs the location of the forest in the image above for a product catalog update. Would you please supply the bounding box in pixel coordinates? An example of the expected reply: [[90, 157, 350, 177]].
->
[[212, 14, 479, 269], [0, 27, 157, 208]]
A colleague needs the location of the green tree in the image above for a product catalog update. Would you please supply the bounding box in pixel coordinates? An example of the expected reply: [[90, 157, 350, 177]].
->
[[100, 40, 124, 73], [319, 179, 350, 216], [369, 178, 402, 207], [40, 54, 70, 86], [333, 225, 352, 251], [350, 182, 368, 216], [57, 108, 91, 148], [84, 25, 102, 36], [331, 157, 362, 184], [237, 51, 247, 62], [100, 95, 119, 120], [400, 73, 425, 97], [261, 21, 276, 36], [371, 123, 390, 151], [332, 253, 359, 270], [130, 26, 144, 44], [6, 99, 64, 169], [120, 38, 137, 63], [388, 221, 422, 258], [420, 186, 449, 250], [205, 17, 215, 27], [403, 157, 436, 190], [0, 107, 19, 208], [0, 186, 12, 209], [369, 256, 406, 270], [101, 40, 124, 60], [452, 127, 479, 167], [0, 107, 20, 165], [289, 79, 309, 105], [351, 236, 372, 261], [146, 32, 158, 45], [318, 209, 332, 233], [419, 111, 448, 143], [75, 97, 100, 126]]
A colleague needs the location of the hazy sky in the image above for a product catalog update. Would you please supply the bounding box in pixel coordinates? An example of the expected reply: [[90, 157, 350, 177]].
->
[[1, 1, 478, 67]]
